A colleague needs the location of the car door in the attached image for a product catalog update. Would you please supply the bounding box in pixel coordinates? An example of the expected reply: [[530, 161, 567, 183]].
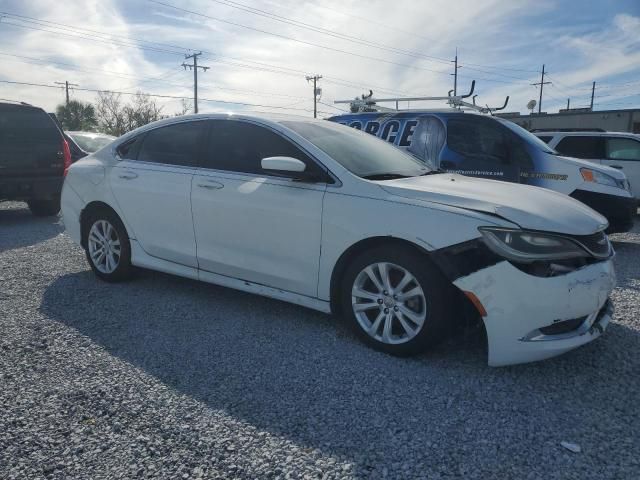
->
[[109, 120, 206, 268], [191, 119, 328, 297], [601, 136, 640, 199]]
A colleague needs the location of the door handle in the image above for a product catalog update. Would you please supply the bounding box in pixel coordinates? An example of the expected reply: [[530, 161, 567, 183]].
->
[[118, 171, 138, 179], [197, 180, 224, 190], [610, 165, 623, 169]]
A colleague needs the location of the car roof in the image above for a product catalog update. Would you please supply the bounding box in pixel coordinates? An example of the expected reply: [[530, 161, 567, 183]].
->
[[536, 131, 640, 138]]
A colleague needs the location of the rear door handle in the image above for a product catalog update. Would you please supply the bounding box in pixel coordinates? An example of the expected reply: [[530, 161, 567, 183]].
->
[[197, 180, 224, 190], [118, 171, 138, 179]]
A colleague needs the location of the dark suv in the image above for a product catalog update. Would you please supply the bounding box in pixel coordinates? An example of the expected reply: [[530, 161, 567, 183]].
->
[[0, 101, 71, 216]]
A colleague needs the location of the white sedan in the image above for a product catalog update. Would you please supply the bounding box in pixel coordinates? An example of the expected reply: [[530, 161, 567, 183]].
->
[[61, 114, 616, 366]]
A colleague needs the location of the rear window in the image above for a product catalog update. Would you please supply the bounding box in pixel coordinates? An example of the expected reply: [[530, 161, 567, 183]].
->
[[555, 136, 605, 159], [0, 105, 61, 146]]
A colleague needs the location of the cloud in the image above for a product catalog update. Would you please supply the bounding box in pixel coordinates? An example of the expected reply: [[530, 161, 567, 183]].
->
[[0, 0, 638, 118]]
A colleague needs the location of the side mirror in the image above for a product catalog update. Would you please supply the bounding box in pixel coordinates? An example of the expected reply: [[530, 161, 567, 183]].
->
[[261, 156, 323, 183], [261, 156, 307, 173]]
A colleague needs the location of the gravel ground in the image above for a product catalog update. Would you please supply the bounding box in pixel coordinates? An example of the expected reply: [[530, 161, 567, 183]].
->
[[1, 200, 639, 480]]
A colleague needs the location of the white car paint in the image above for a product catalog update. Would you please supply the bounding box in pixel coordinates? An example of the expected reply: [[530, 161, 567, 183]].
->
[[62, 113, 617, 366], [540, 131, 640, 200]]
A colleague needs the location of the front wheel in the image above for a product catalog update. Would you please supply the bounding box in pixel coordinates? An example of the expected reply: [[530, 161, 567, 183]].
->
[[340, 247, 453, 356], [84, 210, 132, 282]]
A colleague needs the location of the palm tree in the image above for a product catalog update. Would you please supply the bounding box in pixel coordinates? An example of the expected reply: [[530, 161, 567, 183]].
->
[[55, 100, 98, 131]]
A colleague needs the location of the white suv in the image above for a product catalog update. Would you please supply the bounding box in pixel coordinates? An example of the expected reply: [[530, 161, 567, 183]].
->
[[537, 131, 640, 202], [62, 114, 616, 367]]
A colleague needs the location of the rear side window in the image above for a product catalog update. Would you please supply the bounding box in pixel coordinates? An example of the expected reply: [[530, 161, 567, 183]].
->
[[0, 105, 60, 146], [536, 135, 553, 144], [137, 121, 205, 167], [605, 137, 640, 161], [448, 118, 513, 165], [555, 136, 605, 159], [203, 120, 319, 176]]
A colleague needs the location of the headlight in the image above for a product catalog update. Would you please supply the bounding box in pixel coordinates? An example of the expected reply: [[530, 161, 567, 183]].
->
[[580, 168, 619, 188], [479, 227, 589, 263]]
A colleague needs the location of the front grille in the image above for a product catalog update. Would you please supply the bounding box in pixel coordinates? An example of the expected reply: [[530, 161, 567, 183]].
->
[[540, 316, 587, 335], [569, 231, 611, 258]]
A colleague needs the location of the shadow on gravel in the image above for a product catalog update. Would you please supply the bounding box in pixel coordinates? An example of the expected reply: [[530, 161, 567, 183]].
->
[[0, 203, 63, 251], [40, 267, 640, 472]]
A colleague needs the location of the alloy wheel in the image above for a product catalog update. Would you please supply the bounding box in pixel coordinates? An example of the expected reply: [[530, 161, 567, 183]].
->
[[88, 220, 121, 274], [351, 262, 428, 345]]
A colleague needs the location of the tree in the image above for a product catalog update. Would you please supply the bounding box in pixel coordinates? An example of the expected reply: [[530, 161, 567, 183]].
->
[[55, 100, 97, 131], [96, 91, 126, 136], [96, 91, 164, 136], [174, 98, 193, 116]]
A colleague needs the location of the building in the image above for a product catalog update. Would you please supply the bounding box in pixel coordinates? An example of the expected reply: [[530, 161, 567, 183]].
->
[[497, 108, 640, 133]]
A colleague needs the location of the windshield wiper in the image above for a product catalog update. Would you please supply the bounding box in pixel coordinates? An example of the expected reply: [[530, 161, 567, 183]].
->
[[420, 169, 445, 176], [361, 173, 413, 180]]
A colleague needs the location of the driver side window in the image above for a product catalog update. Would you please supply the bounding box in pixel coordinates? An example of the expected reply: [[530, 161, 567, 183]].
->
[[202, 120, 322, 177], [447, 118, 512, 165]]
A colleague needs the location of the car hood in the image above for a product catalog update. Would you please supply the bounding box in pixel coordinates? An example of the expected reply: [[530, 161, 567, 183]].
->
[[379, 174, 608, 235], [553, 154, 627, 180]]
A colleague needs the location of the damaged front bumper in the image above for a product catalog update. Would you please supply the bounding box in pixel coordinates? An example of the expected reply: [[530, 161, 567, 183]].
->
[[452, 259, 616, 367]]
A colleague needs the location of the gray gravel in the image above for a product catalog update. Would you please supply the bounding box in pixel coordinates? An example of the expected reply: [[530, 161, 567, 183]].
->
[[1, 200, 639, 479]]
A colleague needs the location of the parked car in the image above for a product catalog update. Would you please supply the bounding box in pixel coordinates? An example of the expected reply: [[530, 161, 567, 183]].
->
[[536, 131, 640, 203], [328, 111, 636, 233], [66, 131, 116, 155], [62, 114, 616, 367], [0, 101, 70, 216]]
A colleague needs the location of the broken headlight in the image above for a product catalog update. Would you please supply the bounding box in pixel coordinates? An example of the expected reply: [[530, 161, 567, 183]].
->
[[478, 227, 590, 263]]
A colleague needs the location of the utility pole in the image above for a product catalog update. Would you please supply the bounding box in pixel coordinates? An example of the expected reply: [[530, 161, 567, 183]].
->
[[451, 48, 461, 96], [590, 81, 596, 110], [305, 74, 322, 118], [566, 98, 570, 110], [531, 64, 551, 114], [54, 80, 79, 105], [182, 52, 209, 113]]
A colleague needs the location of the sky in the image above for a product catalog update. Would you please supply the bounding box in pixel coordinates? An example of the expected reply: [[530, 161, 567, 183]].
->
[[0, 0, 639, 119]]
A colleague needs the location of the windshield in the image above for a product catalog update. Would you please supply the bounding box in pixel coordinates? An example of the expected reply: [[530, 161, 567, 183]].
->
[[495, 118, 557, 154], [67, 132, 115, 153], [281, 120, 430, 179]]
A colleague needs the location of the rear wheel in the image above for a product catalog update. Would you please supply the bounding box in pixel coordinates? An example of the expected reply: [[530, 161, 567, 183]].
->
[[83, 210, 132, 282], [340, 246, 453, 356], [28, 196, 60, 217]]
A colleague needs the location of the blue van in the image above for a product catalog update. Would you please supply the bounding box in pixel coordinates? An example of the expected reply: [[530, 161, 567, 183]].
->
[[328, 111, 636, 232]]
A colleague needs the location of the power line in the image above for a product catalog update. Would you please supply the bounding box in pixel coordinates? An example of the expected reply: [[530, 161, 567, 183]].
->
[[148, 1, 454, 76], [0, 79, 319, 113]]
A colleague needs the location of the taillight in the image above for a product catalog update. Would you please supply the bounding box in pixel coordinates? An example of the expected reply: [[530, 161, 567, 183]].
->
[[62, 138, 72, 176]]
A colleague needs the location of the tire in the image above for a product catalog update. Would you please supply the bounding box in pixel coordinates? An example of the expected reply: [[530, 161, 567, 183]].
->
[[339, 246, 454, 356], [28, 196, 60, 217], [83, 209, 133, 282]]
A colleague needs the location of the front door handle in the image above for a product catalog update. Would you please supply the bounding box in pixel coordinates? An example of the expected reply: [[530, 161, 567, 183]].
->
[[118, 171, 138, 179], [197, 180, 224, 190]]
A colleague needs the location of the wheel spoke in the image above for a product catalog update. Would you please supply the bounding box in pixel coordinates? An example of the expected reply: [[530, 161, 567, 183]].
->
[[395, 311, 418, 336], [398, 304, 425, 326], [377, 262, 392, 292], [368, 311, 385, 334], [364, 266, 384, 293], [395, 270, 413, 292], [353, 301, 379, 312], [397, 286, 422, 301], [352, 287, 379, 302], [382, 312, 394, 342]]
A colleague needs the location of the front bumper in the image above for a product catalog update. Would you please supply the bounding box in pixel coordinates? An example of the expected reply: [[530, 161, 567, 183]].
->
[[453, 259, 616, 367], [570, 189, 636, 233]]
